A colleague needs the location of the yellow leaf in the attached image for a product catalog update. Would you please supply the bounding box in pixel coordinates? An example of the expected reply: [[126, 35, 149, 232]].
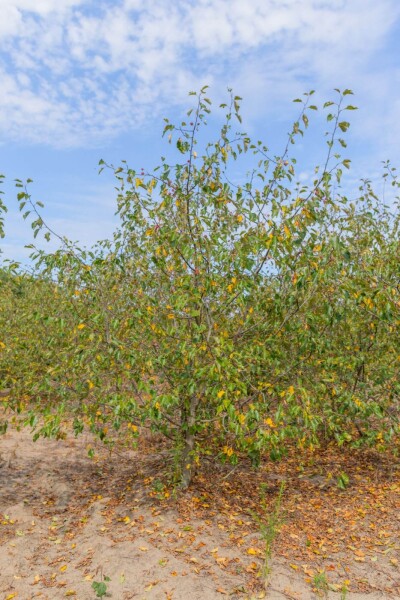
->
[[236, 214, 243, 223], [290, 564, 299, 570], [135, 178, 143, 187], [65, 592, 76, 597], [247, 548, 258, 555], [88, 380, 95, 390], [217, 390, 225, 399], [123, 516, 131, 524], [77, 323, 85, 330], [6, 594, 17, 599], [60, 565, 67, 572]]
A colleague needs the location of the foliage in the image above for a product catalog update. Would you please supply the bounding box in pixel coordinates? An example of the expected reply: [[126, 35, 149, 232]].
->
[[92, 575, 110, 598], [0, 87, 399, 487]]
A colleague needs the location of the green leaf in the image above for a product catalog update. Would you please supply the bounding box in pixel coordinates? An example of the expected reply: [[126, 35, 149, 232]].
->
[[338, 121, 350, 132]]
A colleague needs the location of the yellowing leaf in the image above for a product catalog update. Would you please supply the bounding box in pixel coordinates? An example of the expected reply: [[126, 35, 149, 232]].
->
[[222, 446, 234, 457], [77, 323, 85, 330], [123, 516, 131, 524], [217, 390, 225, 399]]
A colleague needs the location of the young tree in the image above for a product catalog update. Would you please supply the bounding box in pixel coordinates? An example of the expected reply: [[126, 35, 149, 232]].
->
[[1, 88, 399, 487]]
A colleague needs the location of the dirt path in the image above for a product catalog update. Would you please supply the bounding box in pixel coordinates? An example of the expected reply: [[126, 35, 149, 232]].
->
[[1, 427, 399, 599]]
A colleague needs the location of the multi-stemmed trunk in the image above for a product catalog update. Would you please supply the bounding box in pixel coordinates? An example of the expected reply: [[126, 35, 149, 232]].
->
[[180, 395, 200, 489]]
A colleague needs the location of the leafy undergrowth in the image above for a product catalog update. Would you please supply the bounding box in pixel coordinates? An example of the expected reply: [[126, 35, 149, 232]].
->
[[1, 422, 399, 599]]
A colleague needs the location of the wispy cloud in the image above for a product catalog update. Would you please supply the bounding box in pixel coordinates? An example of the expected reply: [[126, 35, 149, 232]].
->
[[0, 0, 399, 149]]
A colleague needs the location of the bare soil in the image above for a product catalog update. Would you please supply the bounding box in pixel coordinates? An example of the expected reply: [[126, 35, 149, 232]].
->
[[1, 425, 399, 600]]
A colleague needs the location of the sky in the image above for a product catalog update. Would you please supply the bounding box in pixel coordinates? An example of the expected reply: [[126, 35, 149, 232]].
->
[[0, 0, 399, 263]]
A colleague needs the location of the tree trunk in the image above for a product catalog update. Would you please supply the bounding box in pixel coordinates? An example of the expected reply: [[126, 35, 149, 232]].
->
[[180, 396, 199, 489]]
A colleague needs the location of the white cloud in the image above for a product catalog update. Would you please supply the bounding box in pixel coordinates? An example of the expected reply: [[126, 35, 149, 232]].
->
[[0, 0, 398, 148]]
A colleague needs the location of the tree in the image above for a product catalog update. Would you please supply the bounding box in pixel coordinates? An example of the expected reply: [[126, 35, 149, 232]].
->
[[1, 88, 399, 487]]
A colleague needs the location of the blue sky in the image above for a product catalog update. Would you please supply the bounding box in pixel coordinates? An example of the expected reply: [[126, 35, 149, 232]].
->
[[1, 0, 399, 263]]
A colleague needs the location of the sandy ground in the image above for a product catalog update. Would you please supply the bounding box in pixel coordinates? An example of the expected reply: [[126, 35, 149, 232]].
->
[[0, 426, 399, 600]]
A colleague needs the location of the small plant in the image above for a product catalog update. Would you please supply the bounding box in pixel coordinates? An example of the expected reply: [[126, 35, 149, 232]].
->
[[340, 581, 349, 599], [92, 574, 111, 598], [313, 570, 329, 598], [251, 481, 285, 584], [337, 471, 350, 490]]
